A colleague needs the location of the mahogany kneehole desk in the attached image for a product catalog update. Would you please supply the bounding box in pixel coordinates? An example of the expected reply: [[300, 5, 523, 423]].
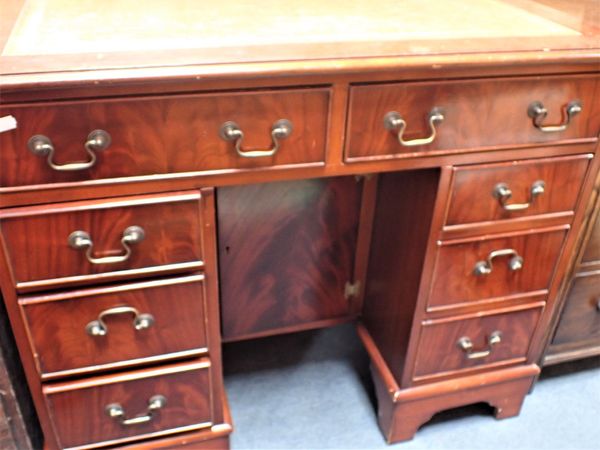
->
[[1, 1, 599, 448]]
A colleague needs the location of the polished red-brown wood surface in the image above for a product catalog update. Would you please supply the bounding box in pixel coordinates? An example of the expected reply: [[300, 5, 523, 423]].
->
[[218, 177, 361, 340], [428, 227, 567, 310], [551, 271, 600, 347], [362, 169, 440, 383], [0, 192, 204, 292], [346, 75, 600, 160], [43, 360, 214, 449], [413, 304, 543, 380], [20, 275, 208, 378], [0, 88, 329, 188], [445, 154, 591, 226]]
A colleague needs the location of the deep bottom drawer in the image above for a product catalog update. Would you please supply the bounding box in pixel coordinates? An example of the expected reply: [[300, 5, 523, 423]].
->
[[414, 303, 543, 381], [44, 359, 214, 449]]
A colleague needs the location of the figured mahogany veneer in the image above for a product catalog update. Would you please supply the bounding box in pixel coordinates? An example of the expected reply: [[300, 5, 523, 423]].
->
[[445, 154, 591, 227], [43, 359, 215, 450], [0, 89, 329, 189], [1, 3, 599, 447], [0, 192, 206, 292], [414, 303, 544, 381], [218, 177, 362, 340], [346, 75, 600, 161], [428, 227, 567, 310], [20, 275, 209, 379]]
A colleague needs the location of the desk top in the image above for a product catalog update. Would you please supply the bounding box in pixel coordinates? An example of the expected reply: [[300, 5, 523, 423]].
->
[[1, 0, 598, 88]]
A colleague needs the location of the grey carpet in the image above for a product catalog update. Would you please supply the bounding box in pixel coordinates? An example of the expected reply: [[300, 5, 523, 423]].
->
[[223, 323, 600, 450]]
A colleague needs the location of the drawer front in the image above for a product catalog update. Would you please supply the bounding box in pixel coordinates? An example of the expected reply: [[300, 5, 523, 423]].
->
[[21, 275, 208, 378], [429, 228, 567, 310], [0, 88, 329, 188], [0, 192, 204, 292], [446, 155, 591, 226], [582, 207, 600, 264], [414, 304, 543, 380], [552, 272, 600, 346], [346, 75, 599, 160], [44, 360, 213, 449]]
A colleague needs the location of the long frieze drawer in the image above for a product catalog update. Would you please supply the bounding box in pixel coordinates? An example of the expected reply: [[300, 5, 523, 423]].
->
[[445, 154, 592, 226], [0, 192, 205, 292], [551, 271, 600, 347], [413, 303, 544, 381], [20, 275, 209, 379], [0, 88, 329, 188], [428, 227, 567, 311], [43, 359, 214, 450], [346, 75, 600, 160]]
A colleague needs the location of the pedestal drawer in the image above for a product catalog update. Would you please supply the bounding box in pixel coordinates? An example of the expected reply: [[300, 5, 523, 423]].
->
[[552, 271, 600, 347], [0, 88, 329, 188], [413, 303, 543, 381], [0, 191, 206, 292], [445, 154, 591, 226], [21, 275, 209, 379], [428, 227, 567, 310], [43, 359, 214, 450], [346, 75, 600, 160]]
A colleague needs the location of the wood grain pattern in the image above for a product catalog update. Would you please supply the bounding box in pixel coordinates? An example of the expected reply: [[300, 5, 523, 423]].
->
[[0, 88, 329, 188], [445, 154, 591, 226], [428, 227, 567, 309], [362, 169, 441, 383], [346, 75, 600, 160], [0, 192, 204, 292], [44, 360, 214, 449], [413, 304, 543, 380], [551, 271, 600, 346], [20, 275, 208, 378], [218, 177, 361, 340]]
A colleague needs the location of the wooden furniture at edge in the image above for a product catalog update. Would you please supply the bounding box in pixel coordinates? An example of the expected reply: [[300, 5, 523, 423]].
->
[[544, 170, 600, 365], [0, 1, 599, 448]]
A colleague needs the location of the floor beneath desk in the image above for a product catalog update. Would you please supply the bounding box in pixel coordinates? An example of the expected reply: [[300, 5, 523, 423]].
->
[[223, 323, 600, 449]]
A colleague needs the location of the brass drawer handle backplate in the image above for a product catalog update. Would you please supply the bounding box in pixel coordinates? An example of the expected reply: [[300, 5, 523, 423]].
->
[[457, 331, 502, 360], [68, 225, 145, 265], [105, 395, 167, 426], [28, 130, 111, 171], [527, 100, 582, 133], [86, 305, 155, 337], [473, 248, 524, 276], [493, 180, 545, 211], [219, 119, 293, 158], [383, 107, 444, 147]]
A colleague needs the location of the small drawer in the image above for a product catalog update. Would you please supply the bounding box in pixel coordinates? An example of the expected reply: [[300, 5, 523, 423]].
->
[[0, 88, 329, 188], [445, 154, 591, 226], [428, 227, 567, 311], [43, 359, 214, 450], [0, 192, 205, 292], [21, 275, 209, 379], [413, 303, 543, 381], [346, 75, 599, 160], [552, 271, 600, 347]]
